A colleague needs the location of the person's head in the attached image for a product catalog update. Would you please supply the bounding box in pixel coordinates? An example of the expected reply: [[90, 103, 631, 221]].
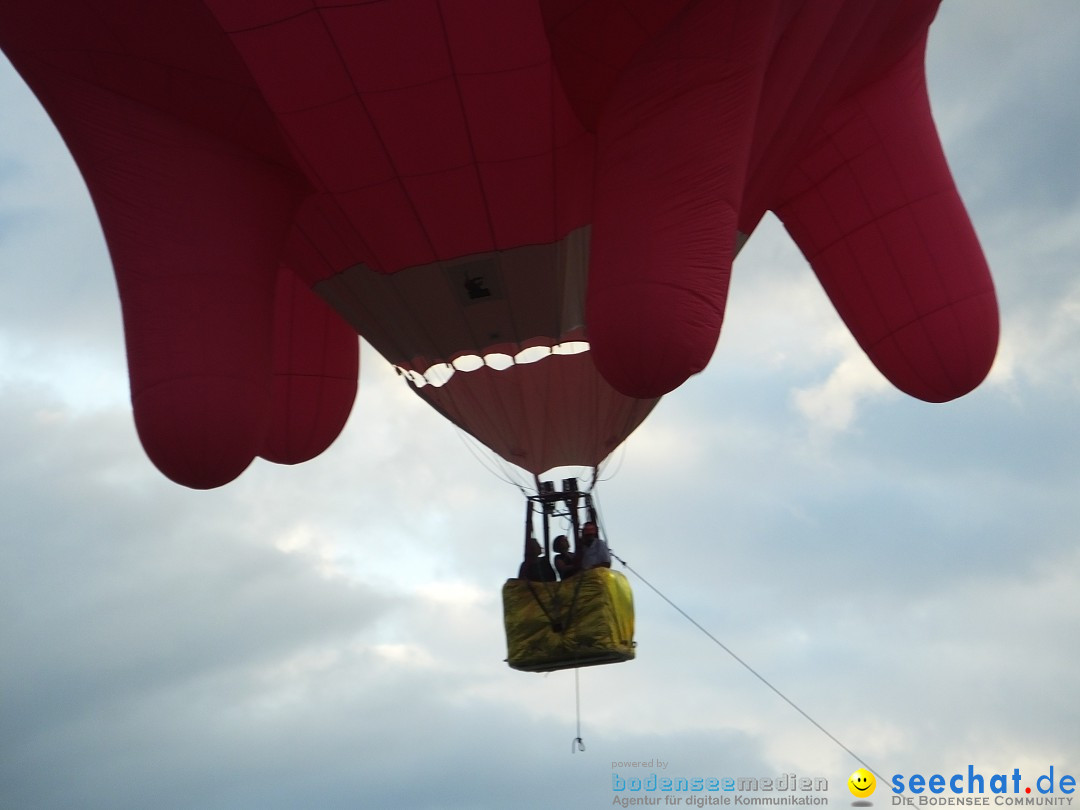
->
[[526, 536, 542, 557], [554, 535, 569, 553], [581, 522, 599, 544]]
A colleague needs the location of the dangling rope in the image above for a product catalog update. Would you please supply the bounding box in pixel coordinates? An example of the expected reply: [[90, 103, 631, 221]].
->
[[571, 667, 586, 753], [611, 551, 883, 779]]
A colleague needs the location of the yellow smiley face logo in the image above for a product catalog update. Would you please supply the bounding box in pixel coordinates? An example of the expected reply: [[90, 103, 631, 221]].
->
[[848, 768, 877, 798]]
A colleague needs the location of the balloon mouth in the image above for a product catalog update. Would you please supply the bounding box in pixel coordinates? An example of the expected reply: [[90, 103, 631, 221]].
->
[[395, 340, 591, 388], [391, 340, 659, 475]]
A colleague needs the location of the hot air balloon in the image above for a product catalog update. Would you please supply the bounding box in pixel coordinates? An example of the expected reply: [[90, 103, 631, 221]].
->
[[0, 0, 998, 491], [2, 0, 1000, 675]]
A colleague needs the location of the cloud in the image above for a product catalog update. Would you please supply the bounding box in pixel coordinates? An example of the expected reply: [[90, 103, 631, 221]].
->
[[927, 0, 1080, 213], [791, 344, 893, 438]]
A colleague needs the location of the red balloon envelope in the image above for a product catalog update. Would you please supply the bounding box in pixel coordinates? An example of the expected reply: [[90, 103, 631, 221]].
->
[[0, 0, 997, 488]]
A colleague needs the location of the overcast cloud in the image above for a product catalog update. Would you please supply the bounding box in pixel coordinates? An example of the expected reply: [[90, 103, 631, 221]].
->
[[2, 2, 1079, 808]]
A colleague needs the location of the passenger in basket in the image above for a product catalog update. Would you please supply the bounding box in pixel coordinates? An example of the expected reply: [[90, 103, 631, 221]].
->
[[518, 536, 556, 582], [553, 534, 579, 580], [578, 521, 611, 571]]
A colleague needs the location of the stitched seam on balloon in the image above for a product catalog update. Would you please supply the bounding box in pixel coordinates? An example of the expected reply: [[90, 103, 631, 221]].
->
[[589, 278, 730, 316], [862, 289, 994, 351], [864, 288, 995, 397]]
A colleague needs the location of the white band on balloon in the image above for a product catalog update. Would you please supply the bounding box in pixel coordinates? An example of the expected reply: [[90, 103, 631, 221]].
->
[[396, 341, 591, 388]]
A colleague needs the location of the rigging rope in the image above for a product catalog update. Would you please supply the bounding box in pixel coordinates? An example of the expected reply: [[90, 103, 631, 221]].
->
[[452, 426, 531, 491], [572, 667, 586, 753], [611, 551, 883, 779]]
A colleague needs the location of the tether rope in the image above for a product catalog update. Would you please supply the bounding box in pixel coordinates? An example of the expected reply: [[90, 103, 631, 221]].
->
[[611, 551, 883, 778]]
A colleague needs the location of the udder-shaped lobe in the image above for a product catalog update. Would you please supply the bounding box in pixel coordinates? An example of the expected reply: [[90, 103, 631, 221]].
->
[[774, 39, 998, 402]]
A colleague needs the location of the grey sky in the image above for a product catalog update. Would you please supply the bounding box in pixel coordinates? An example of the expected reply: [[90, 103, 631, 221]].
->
[[2, 2, 1079, 808]]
